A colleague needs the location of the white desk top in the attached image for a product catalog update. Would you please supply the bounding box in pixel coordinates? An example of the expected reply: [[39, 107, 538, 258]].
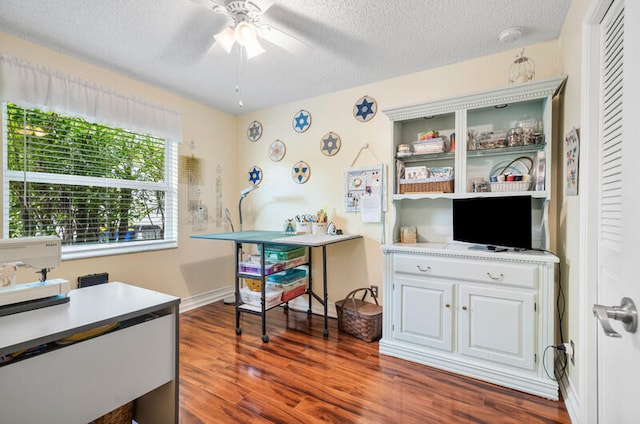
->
[[270, 233, 362, 247], [0, 282, 180, 356]]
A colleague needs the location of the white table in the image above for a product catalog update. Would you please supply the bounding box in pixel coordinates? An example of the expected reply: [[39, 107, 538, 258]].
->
[[0, 282, 180, 423], [192, 231, 362, 342]]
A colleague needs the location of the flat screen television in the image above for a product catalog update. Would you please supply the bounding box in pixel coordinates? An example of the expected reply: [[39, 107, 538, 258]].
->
[[452, 195, 532, 251]]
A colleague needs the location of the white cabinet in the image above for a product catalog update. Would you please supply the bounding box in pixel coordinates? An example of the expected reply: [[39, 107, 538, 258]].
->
[[458, 284, 535, 370], [381, 244, 559, 399], [392, 276, 454, 351], [382, 76, 566, 249], [0, 282, 180, 423]]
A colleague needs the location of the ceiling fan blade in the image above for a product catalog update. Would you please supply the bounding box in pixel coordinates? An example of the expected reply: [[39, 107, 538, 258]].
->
[[247, 0, 275, 14], [188, 0, 226, 14], [257, 25, 310, 55]]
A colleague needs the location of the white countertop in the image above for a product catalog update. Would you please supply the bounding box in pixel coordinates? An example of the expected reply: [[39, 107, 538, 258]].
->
[[0, 282, 179, 356], [381, 241, 559, 263]]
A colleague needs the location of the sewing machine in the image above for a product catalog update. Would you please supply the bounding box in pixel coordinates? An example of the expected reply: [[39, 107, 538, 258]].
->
[[0, 236, 70, 316]]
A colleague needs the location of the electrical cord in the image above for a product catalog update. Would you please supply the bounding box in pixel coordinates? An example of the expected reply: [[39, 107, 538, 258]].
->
[[543, 344, 569, 381]]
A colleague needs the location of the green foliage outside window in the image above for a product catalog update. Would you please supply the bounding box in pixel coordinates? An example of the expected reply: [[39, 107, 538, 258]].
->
[[5, 103, 167, 246]]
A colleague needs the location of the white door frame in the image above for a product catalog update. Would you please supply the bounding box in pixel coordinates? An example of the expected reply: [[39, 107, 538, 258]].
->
[[579, 0, 613, 422]]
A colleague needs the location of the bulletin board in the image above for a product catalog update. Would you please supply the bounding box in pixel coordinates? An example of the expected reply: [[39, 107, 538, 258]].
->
[[343, 164, 386, 214]]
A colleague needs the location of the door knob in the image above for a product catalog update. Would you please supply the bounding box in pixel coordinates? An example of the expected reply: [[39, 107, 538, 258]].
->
[[593, 297, 638, 337]]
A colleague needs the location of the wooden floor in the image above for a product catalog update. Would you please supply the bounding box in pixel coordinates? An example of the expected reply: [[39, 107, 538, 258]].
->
[[179, 301, 571, 424]]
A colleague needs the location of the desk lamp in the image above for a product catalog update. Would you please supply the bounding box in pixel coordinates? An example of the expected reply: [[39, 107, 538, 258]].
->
[[238, 184, 259, 231]]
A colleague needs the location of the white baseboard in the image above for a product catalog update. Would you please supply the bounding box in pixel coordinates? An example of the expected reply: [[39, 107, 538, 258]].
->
[[559, 372, 580, 424], [179, 285, 233, 313], [284, 296, 338, 319], [179, 284, 337, 319]]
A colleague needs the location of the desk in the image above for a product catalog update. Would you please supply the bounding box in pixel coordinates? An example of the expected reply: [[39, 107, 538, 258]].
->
[[192, 231, 362, 342], [0, 282, 180, 424]]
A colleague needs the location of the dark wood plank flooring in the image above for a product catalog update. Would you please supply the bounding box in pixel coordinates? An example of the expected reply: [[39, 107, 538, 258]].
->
[[179, 301, 571, 423]]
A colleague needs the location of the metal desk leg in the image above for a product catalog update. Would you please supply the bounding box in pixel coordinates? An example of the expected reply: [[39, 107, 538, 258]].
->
[[235, 242, 242, 335], [260, 242, 269, 343], [322, 245, 329, 337], [307, 247, 313, 315]]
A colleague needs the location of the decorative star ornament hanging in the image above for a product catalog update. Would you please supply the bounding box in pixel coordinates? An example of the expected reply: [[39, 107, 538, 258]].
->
[[291, 161, 310, 184], [320, 132, 341, 156], [269, 139, 286, 162], [247, 120, 262, 142], [248, 165, 263, 185], [353, 96, 377, 122], [292, 110, 312, 133]]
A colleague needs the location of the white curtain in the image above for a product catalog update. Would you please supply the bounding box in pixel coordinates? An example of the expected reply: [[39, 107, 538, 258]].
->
[[0, 54, 182, 142]]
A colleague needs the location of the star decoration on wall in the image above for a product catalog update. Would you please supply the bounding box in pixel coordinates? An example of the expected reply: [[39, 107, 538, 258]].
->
[[291, 161, 310, 184], [353, 96, 377, 122], [320, 132, 341, 156], [248, 165, 263, 185], [269, 139, 286, 162], [292, 110, 311, 133], [247, 120, 262, 142]]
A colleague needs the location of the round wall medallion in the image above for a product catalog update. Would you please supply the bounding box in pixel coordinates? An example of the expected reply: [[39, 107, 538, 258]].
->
[[291, 161, 310, 184], [247, 120, 263, 142], [292, 110, 312, 133], [269, 139, 286, 162], [353, 95, 377, 122], [248, 165, 263, 185], [320, 132, 341, 156]]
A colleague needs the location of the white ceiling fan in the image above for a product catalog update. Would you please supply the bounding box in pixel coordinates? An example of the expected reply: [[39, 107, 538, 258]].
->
[[191, 0, 309, 59]]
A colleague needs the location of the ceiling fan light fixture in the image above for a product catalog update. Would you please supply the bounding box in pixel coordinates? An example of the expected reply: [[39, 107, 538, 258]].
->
[[214, 26, 236, 53], [244, 37, 265, 59], [235, 21, 257, 46]]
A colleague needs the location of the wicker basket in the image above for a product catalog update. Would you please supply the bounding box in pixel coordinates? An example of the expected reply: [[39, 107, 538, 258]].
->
[[335, 288, 382, 342], [399, 178, 454, 194], [490, 181, 531, 192], [91, 401, 133, 424]]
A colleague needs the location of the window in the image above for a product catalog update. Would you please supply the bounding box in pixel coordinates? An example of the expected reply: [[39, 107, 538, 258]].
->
[[3, 103, 178, 258]]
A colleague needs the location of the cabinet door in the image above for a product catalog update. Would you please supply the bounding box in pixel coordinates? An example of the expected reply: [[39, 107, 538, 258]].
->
[[393, 276, 454, 351], [458, 284, 535, 370]]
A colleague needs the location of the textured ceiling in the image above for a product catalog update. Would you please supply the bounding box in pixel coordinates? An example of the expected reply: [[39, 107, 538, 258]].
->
[[0, 0, 571, 115]]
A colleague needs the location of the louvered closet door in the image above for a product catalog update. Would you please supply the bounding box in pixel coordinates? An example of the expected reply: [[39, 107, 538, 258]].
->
[[594, 0, 640, 421]]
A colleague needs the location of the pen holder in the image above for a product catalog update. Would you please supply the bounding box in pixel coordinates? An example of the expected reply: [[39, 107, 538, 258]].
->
[[312, 222, 327, 235], [296, 221, 312, 234]]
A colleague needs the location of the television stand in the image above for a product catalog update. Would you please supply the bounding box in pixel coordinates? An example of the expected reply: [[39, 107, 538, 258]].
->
[[468, 244, 509, 252], [380, 242, 560, 399]]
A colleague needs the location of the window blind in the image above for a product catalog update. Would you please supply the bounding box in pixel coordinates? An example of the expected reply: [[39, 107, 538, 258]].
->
[[4, 103, 178, 258]]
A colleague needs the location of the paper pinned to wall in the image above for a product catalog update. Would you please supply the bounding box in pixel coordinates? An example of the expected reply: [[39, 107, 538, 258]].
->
[[360, 194, 382, 223], [344, 164, 386, 213]]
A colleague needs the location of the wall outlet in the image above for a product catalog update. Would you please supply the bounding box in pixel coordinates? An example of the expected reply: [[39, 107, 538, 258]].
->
[[562, 341, 575, 366], [370, 285, 379, 298], [570, 340, 575, 365]]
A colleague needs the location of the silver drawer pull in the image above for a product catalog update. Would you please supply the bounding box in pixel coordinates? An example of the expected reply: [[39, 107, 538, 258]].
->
[[487, 272, 504, 281], [417, 265, 431, 273]]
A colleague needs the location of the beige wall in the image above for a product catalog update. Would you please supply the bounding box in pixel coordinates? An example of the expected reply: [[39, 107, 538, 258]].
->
[[0, 32, 238, 299], [237, 41, 562, 305], [556, 0, 590, 406]]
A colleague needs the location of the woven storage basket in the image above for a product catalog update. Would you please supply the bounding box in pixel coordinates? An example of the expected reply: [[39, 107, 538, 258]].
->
[[335, 288, 382, 342], [399, 178, 454, 194], [91, 401, 133, 424]]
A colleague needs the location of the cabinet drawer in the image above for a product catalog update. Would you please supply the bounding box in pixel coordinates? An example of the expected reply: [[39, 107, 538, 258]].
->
[[453, 259, 538, 288], [393, 254, 538, 288], [394, 255, 457, 279]]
